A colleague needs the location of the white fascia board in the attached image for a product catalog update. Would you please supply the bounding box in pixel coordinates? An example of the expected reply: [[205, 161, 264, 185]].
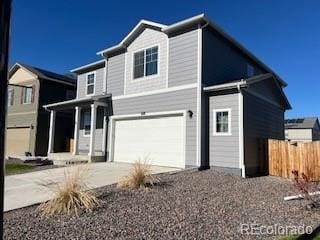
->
[[97, 20, 167, 56], [71, 59, 105, 73], [203, 80, 247, 92], [162, 13, 205, 33]]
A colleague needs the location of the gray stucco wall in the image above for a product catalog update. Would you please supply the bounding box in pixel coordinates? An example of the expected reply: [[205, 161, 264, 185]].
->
[[109, 87, 197, 167], [168, 28, 198, 87], [209, 92, 240, 169], [243, 90, 285, 175], [77, 67, 105, 99], [107, 54, 125, 97], [202, 27, 264, 86]]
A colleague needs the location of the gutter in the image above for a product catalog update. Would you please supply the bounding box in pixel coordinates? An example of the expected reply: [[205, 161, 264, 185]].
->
[[203, 79, 247, 92]]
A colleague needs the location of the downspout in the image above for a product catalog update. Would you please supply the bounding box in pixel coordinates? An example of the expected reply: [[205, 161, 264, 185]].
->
[[237, 81, 246, 177]]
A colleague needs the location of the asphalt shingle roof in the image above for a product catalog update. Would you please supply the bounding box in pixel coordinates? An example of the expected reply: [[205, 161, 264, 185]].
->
[[285, 117, 319, 129]]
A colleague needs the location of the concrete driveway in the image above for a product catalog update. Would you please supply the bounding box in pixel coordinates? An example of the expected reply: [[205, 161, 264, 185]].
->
[[4, 162, 178, 212]]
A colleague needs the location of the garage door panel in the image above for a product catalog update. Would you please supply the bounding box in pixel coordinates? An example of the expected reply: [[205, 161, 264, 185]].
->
[[6, 128, 31, 156], [113, 115, 185, 168]]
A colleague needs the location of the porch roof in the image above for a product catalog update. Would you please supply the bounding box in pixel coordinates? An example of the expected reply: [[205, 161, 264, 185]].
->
[[43, 94, 111, 111]]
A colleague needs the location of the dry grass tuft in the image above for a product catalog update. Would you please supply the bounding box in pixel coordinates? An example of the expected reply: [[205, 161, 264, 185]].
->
[[118, 159, 157, 189], [37, 166, 100, 216]]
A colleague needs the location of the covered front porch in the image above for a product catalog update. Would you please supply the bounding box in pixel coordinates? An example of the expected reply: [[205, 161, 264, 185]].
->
[[44, 94, 111, 164]]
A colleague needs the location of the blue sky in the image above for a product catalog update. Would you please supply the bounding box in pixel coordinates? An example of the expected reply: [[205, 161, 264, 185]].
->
[[9, 0, 320, 118]]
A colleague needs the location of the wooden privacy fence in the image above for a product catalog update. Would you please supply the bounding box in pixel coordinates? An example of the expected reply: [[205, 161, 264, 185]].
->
[[268, 139, 320, 181]]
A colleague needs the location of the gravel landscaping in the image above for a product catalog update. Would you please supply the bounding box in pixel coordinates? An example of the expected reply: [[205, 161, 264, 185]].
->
[[4, 169, 320, 239]]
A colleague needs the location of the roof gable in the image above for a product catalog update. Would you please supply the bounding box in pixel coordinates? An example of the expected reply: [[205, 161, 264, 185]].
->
[[97, 20, 166, 56], [9, 65, 37, 84], [9, 63, 76, 86]]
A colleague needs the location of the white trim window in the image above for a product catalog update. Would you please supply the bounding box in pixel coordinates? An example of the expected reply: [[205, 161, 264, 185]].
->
[[213, 109, 232, 136], [23, 86, 33, 104], [86, 72, 95, 95], [133, 46, 158, 79], [83, 110, 91, 136], [7, 89, 14, 106]]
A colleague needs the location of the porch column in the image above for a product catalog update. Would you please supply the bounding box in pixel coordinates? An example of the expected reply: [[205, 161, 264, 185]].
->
[[73, 106, 81, 155], [47, 110, 56, 155], [102, 108, 107, 156], [88, 103, 97, 158]]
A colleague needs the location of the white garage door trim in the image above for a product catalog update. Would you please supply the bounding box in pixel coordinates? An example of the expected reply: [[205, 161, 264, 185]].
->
[[108, 110, 187, 168]]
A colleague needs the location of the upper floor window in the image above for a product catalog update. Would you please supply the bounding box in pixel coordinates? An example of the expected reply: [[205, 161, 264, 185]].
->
[[23, 86, 33, 104], [213, 109, 231, 136], [7, 89, 14, 106], [86, 72, 95, 95], [133, 46, 158, 79]]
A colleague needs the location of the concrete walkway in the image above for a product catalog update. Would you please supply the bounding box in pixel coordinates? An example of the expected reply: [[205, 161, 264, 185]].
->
[[4, 162, 178, 212]]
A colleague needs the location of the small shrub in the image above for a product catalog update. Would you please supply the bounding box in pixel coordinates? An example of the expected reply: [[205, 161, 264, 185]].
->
[[38, 166, 100, 216], [292, 170, 320, 209], [118, 160, 157, 189]]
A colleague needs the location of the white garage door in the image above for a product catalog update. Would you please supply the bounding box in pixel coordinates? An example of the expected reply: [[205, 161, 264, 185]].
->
[[113, 115, 185, 168], [6, 127, 31, 156]]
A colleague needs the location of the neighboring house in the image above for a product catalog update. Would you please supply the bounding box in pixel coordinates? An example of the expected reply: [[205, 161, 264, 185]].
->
[[6, 63, 76, 157], [285, 117, 320, 142], [45, 14, 291, 177]]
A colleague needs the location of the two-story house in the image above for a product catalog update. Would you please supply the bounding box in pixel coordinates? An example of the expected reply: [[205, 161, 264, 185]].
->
[[6, 63, 76, 157], [285, 117, 320, 142], [45, 14, 291, 177]]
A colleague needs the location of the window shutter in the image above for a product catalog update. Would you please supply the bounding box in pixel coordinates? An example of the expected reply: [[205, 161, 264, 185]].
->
[[20, 88, 24, 104], [31, 85, 35, 103]]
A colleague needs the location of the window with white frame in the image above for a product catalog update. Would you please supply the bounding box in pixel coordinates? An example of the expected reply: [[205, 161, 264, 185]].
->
[[7, 89, 14, 106], [213, 109, 231, 135], [86, 72, 95, 95], [83, 111, 91, 136], [133, 46, 158, 79], [23, 86, 33, 104]]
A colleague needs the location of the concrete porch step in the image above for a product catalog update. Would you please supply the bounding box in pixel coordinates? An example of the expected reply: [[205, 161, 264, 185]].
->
[[48, 153, 89, 166]]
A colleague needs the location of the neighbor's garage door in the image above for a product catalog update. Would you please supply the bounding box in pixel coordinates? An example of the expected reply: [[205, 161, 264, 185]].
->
[[6, 128, 31, 156], [113, 115, 185, 168]]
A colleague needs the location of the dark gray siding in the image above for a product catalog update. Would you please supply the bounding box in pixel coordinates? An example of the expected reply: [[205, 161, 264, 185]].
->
[[107, 54, 125, 96], [202, 27, 264, 86], [208, 92, 240, 169], [37, 79, 75, 156], [77, 67, 105, 99], [110, 88, 197, 166], [168, 28, 198, 87], [243, 91, 285, 175], [312, 123, 320, 140]]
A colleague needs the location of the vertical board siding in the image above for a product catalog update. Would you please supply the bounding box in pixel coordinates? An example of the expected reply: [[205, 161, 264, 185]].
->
[[209, 93, 240, 168], [124, 28, 168, 94], [107, 54, 125, 96], [202, 28, 264, 86], [110, 88, 197, 167], [268, 140, 320, 181], [77, 67, 105, 99], [243, 91, 285, 175], [168, 29, 198, 87]]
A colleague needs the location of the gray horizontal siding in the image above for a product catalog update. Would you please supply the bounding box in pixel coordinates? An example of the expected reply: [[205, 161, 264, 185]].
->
[[110, 88, 197, 166], [168, 28, 198, 87], [243, 91, 284, 175], [78, 107, 105, 153], [209, 93, 240, 169], [107, 54, 125, 96], [77, 67, 105, 99]]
